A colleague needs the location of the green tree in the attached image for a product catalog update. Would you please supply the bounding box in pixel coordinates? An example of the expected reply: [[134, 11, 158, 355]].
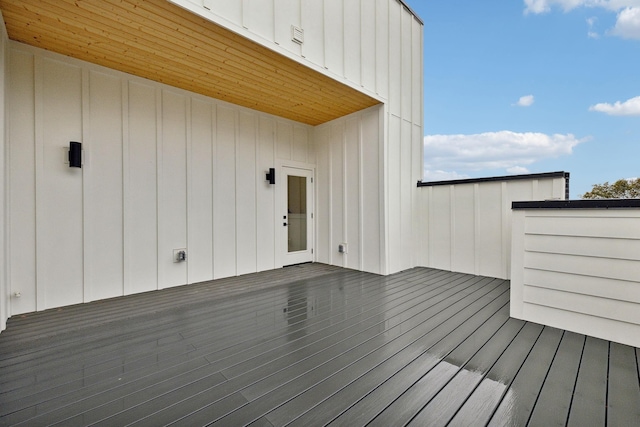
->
[[581, 178, 640, 199]]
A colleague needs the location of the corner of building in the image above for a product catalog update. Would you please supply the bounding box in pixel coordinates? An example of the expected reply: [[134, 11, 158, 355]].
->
[[1, 10, 9, 332]]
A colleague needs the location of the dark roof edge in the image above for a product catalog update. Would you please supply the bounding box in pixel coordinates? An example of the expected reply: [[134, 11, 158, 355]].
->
[[397, 0, 424, 25], [417, 171, 569, 188], [513, 199, 640, 209]]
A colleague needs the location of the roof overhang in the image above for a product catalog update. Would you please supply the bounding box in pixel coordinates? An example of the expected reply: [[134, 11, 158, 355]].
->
[[0, 0, 380, 126]]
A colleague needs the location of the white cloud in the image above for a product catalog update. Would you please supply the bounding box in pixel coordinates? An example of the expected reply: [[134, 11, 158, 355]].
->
[[424, 131, 586, 174], [524, 0, 594, 14], [424, 170, 471, 182], [524, 0, 552, 14], [589, 95, 640, 115], [525, 1, 640, 40], [525, 0, 640, 14], [507, 166, 532, 174], [599, 0, 640, 11], [587, 16, 601, 37], [611, 7, 640, 39], [514, 95, 535, 107]]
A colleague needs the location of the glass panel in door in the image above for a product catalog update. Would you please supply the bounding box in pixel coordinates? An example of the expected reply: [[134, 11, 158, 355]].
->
[[287, 175, 307, 253]]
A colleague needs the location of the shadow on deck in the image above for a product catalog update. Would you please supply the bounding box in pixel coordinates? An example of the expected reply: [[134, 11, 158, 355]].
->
[[1, 264, 639, 426]]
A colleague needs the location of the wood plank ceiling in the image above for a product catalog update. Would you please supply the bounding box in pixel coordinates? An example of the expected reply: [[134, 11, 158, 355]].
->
[[0, 0, 380, 126]]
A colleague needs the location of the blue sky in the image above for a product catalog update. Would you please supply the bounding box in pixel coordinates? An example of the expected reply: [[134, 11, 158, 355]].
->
[[404, 0, 640, 197]]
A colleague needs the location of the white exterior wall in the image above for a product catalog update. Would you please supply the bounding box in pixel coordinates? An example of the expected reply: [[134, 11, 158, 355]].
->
[[170, 0, 424, 275], [6, 43, 315, 315], [417, 176, 566, 279], [2, 0, 423, 323], [313, 106, 384, 274], [511, 207, 640, 348], [0, 14, 7, 331]]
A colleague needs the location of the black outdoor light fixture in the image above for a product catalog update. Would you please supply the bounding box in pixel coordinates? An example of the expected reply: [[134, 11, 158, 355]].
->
[[69, 141, 82, 168], [266, 167, 275, 185]]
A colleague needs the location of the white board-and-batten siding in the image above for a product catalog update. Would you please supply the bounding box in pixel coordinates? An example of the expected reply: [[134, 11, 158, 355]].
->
[[417, 176, 567, 280], [6, 44, 317, 315], [1, 0, 424, 327], [173, 0, 425, 275], [511, 208, 640, 348], [313, 108, 384, 274]]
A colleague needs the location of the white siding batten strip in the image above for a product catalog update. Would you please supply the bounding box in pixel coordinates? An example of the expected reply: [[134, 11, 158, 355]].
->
[[155, 87, 163, 290], [474, 183, 481, 275], [328, 125, 334, 266], [81, 67, 90, 303], [342, 121, 348, 269], [185, 98, 192, 284], [211, 104, 217, 278], [449, 185, 455, 272], [34, 54, 44, 311], [234, 109, 239, 277], [254, 113, 260, 272], [121, 78, 130, 297], [501, 181, 509, 278], [359, 116, 364, 270]]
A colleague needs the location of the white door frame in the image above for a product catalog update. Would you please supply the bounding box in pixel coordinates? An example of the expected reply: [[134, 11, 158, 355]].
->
[[279, 165, 314, 266]]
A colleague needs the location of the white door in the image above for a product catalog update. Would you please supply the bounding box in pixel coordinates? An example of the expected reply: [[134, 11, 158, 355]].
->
[[282, 167, 314, 266]]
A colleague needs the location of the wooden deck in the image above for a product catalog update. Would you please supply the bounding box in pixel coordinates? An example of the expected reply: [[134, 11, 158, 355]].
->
[[1, 264, 639, 426]]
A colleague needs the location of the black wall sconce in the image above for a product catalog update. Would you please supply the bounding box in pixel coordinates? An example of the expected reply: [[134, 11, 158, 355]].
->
[[69, 141, 82, 168], [266, 167, 275, 185]]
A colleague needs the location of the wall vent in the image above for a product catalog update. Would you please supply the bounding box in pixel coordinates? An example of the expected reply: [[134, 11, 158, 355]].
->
[[291, 25, 304, 44]]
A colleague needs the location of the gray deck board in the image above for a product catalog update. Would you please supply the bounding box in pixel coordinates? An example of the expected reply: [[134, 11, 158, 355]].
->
[[608, 342, 640, 426], [108, 272, 472, 425], [62, 270, 453, 426], [487, 327, 564, 427], [303, 284, 509, 427], [448, 321, 544, 426], [528, 331, 584, 426], [407, 318, 526, 426], [283, 284, 508, 426], [369, 301, 511, 427], [1, 271, 393, 388], [0, 264, 638, 426], [567, 336, 608, 427], [219, 280, 507, 427], [129, 276, 502, 425]]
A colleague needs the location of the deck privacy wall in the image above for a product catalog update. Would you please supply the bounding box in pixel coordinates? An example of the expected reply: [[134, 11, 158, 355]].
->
[[416, 175, 567, 279], [6, 44, 316, 316], [511, 204, 640, 348]]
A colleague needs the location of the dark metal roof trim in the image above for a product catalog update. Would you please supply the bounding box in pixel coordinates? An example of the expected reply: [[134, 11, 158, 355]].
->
[[417, 171, 569, 187], [512, 199, 640, 209], [397, 0, 424, 25]]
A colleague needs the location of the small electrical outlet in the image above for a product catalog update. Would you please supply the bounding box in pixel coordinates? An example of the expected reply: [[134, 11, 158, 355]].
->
[[173, 249, 187, 263], [338, 243, 348, 254]]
